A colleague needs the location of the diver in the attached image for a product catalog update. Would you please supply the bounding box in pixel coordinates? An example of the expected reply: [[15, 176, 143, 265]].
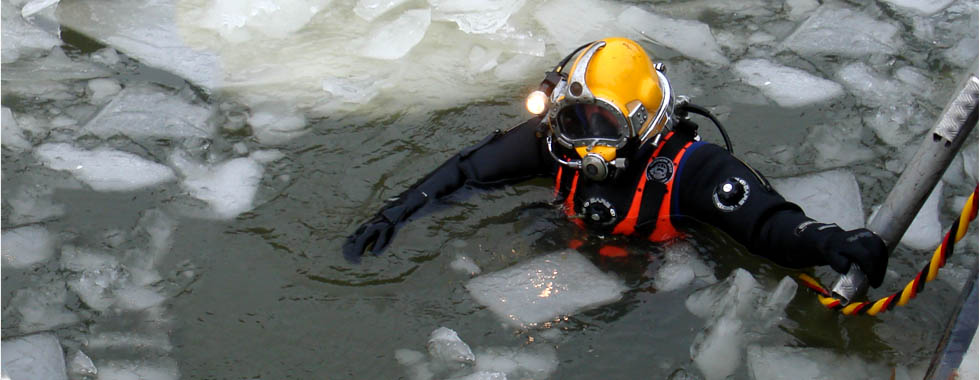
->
[[343, 37, 889, 288]]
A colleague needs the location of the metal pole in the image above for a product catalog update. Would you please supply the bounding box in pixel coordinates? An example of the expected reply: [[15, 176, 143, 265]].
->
[[830, 74, 980, 304], [923, 263, 978, 380]]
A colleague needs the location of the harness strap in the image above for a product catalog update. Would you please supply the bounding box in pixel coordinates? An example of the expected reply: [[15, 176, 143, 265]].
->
[[647, 140, 694, 242]]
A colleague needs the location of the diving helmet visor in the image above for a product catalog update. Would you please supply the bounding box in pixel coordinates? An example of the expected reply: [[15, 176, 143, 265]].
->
[[555, 102, 627, 141]]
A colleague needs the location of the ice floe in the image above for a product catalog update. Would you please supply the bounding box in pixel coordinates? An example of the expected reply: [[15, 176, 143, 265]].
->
[[359, 8, 432, 60], [1, 333, 68, 380], [653, 241, 717, 292], [1, 225, 56, 268], [80, 83, 215, 140], [686, 269, 798, 380], [747, 345, 910, 380], [398, 327, 558, 380], [881, 0, 957, 15], [781, 4, 902, 58], [35, 143, 176, 192], [171, 151, 265, 219], [0, 1, 61, 64], [465, 250, 626, 327], [617, 6, 729, 67], [771, 169, 866, 231], [733, 59, 843, 108]]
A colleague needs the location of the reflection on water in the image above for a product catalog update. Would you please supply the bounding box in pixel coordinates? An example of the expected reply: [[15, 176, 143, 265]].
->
[[2, 0, 978, 379]]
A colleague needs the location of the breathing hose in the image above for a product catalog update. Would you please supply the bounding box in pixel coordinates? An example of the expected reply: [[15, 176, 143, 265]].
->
[[676, 102, 734, 154], [798, 185, 979, 316]]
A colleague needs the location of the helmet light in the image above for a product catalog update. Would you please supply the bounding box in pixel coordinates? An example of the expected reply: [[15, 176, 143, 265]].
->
[[526, 90, 549, 115]]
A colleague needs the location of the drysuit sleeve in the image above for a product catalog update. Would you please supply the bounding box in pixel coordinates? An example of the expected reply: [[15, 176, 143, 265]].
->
[[673, 143, 888, 287], [343, 117, 555, 261]]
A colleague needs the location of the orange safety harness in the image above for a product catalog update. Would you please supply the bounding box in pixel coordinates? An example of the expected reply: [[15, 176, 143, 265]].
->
[[554, 132, 695, 254]]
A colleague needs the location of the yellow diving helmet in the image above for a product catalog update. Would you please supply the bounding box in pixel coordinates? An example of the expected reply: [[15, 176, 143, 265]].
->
[[526, 37, 675, 181]]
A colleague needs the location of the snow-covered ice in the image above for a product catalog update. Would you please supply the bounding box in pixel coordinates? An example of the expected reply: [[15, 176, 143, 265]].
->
[[35, 143, 176, 192], [2, 225, 56, 268], [465, 249, 626, 327], [1, 333, 68, 380], [733, 59, 843, 108], [771, 169, 866, 231]]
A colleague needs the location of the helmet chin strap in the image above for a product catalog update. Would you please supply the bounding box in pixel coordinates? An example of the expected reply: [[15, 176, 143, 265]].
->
[[546, 135, 627, 181]]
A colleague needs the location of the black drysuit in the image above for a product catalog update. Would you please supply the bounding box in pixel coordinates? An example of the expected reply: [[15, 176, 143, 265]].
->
[[343, 117, 888, 287]]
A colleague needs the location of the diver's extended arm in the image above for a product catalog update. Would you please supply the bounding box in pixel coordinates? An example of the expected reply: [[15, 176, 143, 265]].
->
[[674, 144, 888, 287], [343, 117, 554, 261]]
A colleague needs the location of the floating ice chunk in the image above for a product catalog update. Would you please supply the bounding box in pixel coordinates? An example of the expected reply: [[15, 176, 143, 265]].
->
[[732, 59, 843, 108], [686, 268, 761, 320], [533, 0, 621, 53], [617, 6, 729, 67], [747, 345, 891, 379], [2, 225, 56, 269], [781, 4, 901, 58], [836, 62, 915, 146], [785, 0, 819, 20], [1, 333, 68, 380], [0, 1, 61, 63], [322, 76, 382, 105], [6, 185, 66, 225], [2, 107, 32, 151], [249, 149, 285, 164], [473, 345, 558, 380], [492, 54, 542, 82], [57, 0, 222, 89], [97, 360, 179, 380], [427, 327, 476, 365], [759, 277, 798, 318], [22, 0, 60, 18], [805, 123, 875, 169], [61, 246, 124, 311], [943, 37, 980, 68], [68, 350, 97, 380], [450, 371, 507, 380], [395, 349, 426, 366], [2, 47, 111, 82], [355, 0, 412, 21], [198, 0, 328, 42], [895, 182, 943, 250], [8, 282, 80, 333], [654, 241, 716, 292], [465, 250, 626, 327], [691, 309, 743, 380], [771, 169, 865, 231], [35, 143, 176, 192], [431, 0, 526, 34], [90, 47, 121, 66], [81, 83, 215, 140], [114, 285, 168, 311], [360, 9, 432, 60], [247, 104, 309, 145], [86, 331, 173, 352], [468, 46, 502, 73], [450, 255, 482, 275], [87, 78, 122, 104], [881, 0, 956, 15], [172, 152, 264, 219]]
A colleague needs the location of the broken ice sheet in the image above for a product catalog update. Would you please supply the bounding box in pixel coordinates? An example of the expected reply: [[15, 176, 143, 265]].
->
[[771, 169, 865, 231], [732, 59, 843, 108], [80, 83, 215, 140], [781, 4, 901, 58], [34, 143, 176, 192], [1, 333, 68, 380], [465, 250, 626, 327]]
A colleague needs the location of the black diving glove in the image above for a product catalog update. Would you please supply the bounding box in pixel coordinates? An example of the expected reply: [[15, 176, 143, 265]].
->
[[342, 215, 396, 263], [819, 228, 889, 288], [342, 190, 429, 263]]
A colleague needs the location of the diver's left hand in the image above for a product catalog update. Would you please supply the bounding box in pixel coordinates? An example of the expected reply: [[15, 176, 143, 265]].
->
[[823, 229, 889, 288], [342, 215, 396, 263]]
